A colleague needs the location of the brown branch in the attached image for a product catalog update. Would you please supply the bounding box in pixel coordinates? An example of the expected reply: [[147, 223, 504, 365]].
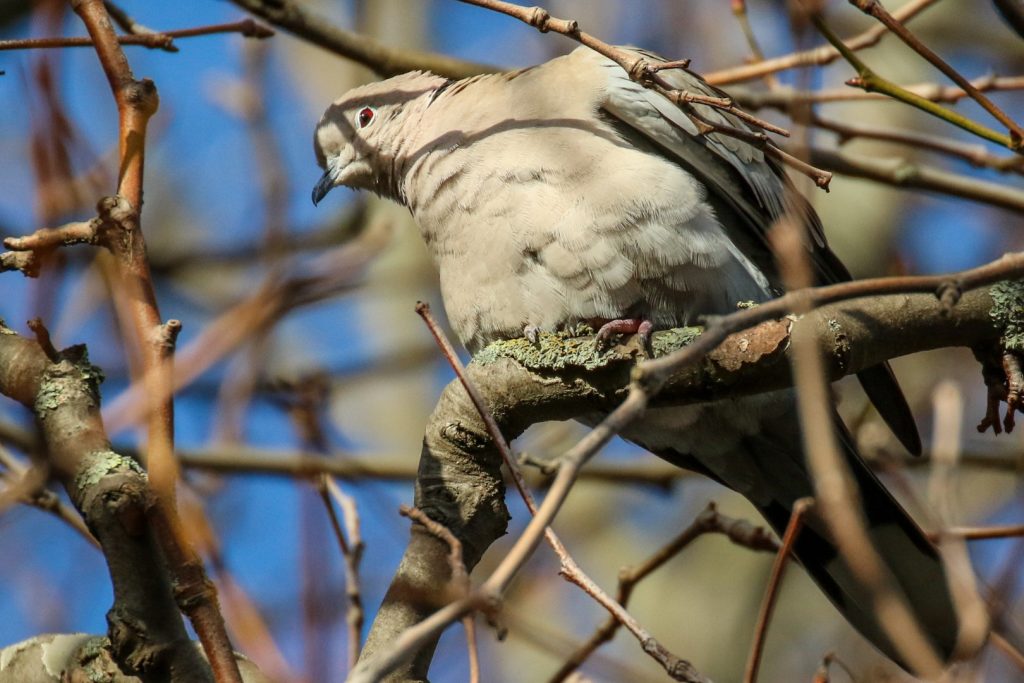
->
[[776, 209, 944, 676], [67, 2, 241, 681], [453, 0, 787, 142], [229, 0, 492, 78], [802, 145, 1024, 213], [411, 302, 705, 682], [319, 475, 365, 673], [732, 75, 1024, 109], [0, 322, 214, 681], [848, 0, 1024, 148], [355, 254, 1020, 682], [399, 505, 480, 683], [706, 0, 940, 85], [812, 115, 1024, 173], [0, 19, 273, 52]]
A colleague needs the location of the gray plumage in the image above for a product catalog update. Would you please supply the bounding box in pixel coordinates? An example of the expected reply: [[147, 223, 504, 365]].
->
[[313, 46, 972, 669]]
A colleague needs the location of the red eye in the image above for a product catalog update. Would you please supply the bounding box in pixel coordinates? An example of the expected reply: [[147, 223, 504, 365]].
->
[[357, 107, 375, 128]]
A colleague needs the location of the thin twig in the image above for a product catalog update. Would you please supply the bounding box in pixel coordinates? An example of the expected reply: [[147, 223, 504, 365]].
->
[[813, 114, 1024, 173], [742, 498, 813, 683], [319, 475, 365, 672], [775, 210, 944, 676], [803, 145, 1024, 213], [69, 1, 242, 681], [550, 502, 778, 682], [454, 0, 841, 187], [0, 446, 99, 547], [733, 75, 1024, 109], [706, 0, 940, 85], [399, 505, 480, 683], [991, 630, 1024, 675], [0, 19, 273, 51]]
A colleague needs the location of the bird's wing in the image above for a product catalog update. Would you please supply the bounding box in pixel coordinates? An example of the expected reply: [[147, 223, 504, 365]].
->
[[592, 46, 849, 286], [589, 46, 921, 455]]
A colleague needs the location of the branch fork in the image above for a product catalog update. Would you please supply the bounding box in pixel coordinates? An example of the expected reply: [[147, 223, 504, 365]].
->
[[1, 195, 137, 277]]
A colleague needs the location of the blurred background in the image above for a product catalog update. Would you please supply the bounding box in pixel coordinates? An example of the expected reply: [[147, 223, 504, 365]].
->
[[1, 1, 1023, 681]]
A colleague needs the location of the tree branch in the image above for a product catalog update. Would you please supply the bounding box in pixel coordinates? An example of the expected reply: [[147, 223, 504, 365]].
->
[[229, 0, 492, 78], [356, 275, 1014, 681]]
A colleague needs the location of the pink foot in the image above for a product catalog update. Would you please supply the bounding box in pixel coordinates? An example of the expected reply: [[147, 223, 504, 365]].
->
[[594, 318, 654, 351]]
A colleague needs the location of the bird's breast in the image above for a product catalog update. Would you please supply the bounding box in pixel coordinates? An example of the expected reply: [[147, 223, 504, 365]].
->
[[405, 128, 771, 353]]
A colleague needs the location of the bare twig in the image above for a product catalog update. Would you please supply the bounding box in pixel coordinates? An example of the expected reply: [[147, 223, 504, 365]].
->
[[742, 498, 814, 683], [803, 145, 1024, 213], [775, 210, 944, 675], [991, 630, 1024, 674], [0, 445, 98, 547], [706, 0, 940, 85], [399, 504, 479, 681], [319, 475, 365, 672], [730, 0, 778, 88], [551, 502, 778, 682], [68, 1, 241, 680], [0, 19, 273, 51], [813, 114, 1024, 173], [733, 75, 1024, 109]]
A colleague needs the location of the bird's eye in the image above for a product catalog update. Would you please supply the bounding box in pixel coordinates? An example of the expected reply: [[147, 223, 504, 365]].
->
[[357, 107, 375, 129]]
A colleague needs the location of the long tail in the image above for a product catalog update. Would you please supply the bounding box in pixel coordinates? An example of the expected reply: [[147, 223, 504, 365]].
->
[[655, 406, 968, 670]]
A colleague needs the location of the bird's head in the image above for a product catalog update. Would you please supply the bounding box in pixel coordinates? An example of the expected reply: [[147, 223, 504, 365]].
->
[[312, 71, 449, 205]]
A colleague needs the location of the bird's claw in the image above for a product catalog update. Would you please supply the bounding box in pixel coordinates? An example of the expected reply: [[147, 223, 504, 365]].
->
[[974, 346, 1024, 434], [593, 318, 654, 356], [523, 324, 541, 345]]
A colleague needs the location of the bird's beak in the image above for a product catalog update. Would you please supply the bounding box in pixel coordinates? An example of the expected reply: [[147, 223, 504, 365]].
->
[[311, 165, 337, 206]]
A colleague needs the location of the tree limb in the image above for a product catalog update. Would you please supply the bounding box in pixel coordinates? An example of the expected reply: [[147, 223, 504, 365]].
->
[[358, 285, 1006, 682]]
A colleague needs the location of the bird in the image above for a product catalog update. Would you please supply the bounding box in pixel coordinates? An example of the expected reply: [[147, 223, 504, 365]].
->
[[312, 45, 973, 671]]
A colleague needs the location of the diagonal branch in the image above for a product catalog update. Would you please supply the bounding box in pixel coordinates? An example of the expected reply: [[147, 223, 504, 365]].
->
[[229, 0, 492, 78], [354, 254, 1023, 682], [848, 0, 1024, 148]]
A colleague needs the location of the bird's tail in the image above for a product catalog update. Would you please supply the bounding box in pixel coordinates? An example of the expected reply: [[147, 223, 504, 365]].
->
[[749, 423, 974, 670], [657, 406, 979, 671]]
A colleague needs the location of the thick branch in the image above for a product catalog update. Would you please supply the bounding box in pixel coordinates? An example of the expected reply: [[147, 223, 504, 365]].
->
[[0, 322, 213, 681], [360, 286, 1003, 681]]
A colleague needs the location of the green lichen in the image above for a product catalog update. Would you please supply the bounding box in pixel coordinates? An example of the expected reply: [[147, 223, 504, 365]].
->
[[474, 325, 703, 371], [34, 347, 106, 419], [650, 326, 702, 357], [79, 360, 106, 396], [34, 380, 65, 417], [989, 280, 1024, 352], [74, 450, 146, 494]]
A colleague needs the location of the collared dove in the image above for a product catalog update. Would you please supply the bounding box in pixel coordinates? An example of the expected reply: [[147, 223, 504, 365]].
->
[[312, 46, 972, 669]]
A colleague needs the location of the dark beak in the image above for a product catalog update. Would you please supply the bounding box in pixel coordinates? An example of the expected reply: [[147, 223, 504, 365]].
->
[[311, 168, 336, 206]]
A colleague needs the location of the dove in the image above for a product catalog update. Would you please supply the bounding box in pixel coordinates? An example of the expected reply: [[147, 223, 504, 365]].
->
[[312, 46, 974, 670]]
